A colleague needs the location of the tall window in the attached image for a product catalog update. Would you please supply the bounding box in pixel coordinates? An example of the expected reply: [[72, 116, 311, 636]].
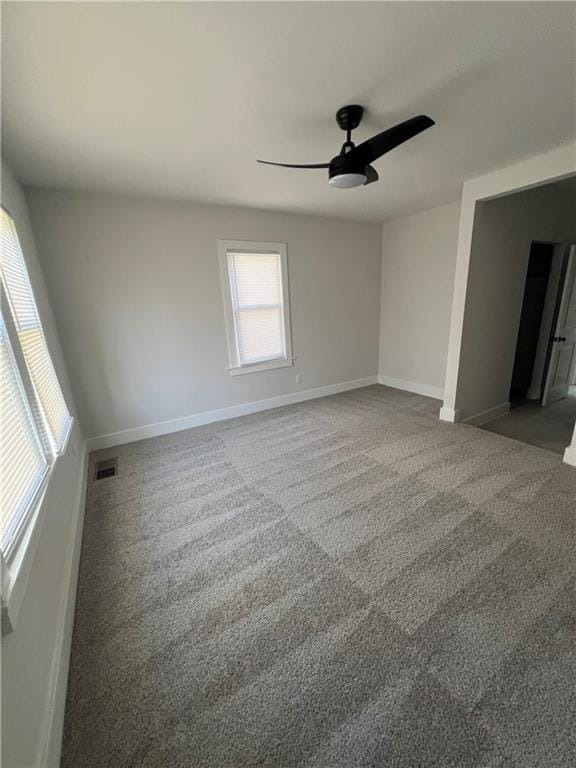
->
[[218, 240, 292, 375], [0, 207, 72, 558]]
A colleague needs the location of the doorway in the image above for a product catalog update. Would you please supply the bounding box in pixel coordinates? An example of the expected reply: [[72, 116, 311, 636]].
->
[[481, 241, 576, 454], [440, 159, 576, 466]]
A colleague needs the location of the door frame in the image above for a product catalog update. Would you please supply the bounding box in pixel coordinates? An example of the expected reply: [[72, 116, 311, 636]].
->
[[527, 243, 572, 401], [440, 143, 576, 466], [541, 245, 576, 406]]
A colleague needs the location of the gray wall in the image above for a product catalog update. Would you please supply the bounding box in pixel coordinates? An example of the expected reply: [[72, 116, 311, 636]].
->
[[1, 162, 86, 767], [456, 184, 576, 419], [26, 189, 382, 439], [379, 201, 461, 393]]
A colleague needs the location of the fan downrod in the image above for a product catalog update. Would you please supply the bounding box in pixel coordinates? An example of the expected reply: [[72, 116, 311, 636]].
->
[[336, 105, 364, 132]]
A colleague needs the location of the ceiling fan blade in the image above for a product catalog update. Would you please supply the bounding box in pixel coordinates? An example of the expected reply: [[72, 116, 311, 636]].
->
[[364, 165, 379, 185], [257, 160, 330, 169], [349, 115, 435, 165]]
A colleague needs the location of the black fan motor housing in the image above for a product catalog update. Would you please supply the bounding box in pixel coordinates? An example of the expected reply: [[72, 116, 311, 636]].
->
[[328, 152, 367, 181]]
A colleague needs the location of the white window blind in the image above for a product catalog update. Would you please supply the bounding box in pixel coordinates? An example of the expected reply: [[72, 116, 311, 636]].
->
[[1, 207, 72, 453], [0, 314, 49, 556], [227, 251, 286, 366]]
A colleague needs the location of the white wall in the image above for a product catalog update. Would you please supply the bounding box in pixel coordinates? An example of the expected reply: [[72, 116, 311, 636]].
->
[[455, 183, 576, 420], [25, 189, 382, 442], [1, 163, 86, 767], [378, 201, 461, 397]]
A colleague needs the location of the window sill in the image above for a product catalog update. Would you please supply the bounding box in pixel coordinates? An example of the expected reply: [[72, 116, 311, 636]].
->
[[228, 357, 294, 376]]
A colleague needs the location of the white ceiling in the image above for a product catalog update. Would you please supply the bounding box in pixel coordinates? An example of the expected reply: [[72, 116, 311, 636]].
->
[[2, 2, 575, 223]]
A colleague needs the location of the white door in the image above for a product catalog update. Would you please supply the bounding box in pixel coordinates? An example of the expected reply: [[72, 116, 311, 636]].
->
[[542, 246, 576, 406]]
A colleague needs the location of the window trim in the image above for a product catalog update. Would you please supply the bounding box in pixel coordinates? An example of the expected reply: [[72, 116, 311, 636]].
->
[[218, 240, 293, 376], [1, 204, 75, 634], [0, 299, 52, 559], [1, 205, 73, 456]]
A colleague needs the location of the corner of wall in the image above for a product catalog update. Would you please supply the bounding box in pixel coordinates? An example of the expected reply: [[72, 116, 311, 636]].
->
[[378, 375, 444, 401], [439, 405, 459, 423]]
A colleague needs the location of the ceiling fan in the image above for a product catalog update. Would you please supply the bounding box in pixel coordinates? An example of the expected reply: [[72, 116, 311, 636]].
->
[[258, 105, 435, 189]]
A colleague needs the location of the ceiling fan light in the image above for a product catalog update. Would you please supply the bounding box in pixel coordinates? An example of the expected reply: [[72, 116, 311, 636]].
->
[[328, 172, 367, 189]]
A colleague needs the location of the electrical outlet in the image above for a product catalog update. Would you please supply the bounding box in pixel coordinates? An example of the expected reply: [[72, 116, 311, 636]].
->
[[296, 374, 303, 384]]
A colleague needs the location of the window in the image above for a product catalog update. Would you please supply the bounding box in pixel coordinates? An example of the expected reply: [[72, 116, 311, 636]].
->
[[0, 207, 72, 559], [218, 240, 293, 375], [0, 316, 49, 555]]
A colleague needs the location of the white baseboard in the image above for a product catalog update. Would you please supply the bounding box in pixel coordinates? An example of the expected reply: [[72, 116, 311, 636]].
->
[[563, 442, 576, 467], [463, 401, 511, 427], [377, 375, 444, 401], [86, 375, 379, 451], [439, 406, 460, 423], [38, 442, 89, 768]]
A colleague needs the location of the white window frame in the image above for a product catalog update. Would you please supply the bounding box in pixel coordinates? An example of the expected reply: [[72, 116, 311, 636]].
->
[[1, 205, 74, 635], [218, 240, 293, 376], [1, 296, 52, 553]]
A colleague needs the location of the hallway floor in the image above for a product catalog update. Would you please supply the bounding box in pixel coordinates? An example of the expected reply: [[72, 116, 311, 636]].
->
[[482, 396, 576, 455]]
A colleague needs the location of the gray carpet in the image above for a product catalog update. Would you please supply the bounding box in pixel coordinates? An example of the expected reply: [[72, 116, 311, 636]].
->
[[63, 385, 576, 768]]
